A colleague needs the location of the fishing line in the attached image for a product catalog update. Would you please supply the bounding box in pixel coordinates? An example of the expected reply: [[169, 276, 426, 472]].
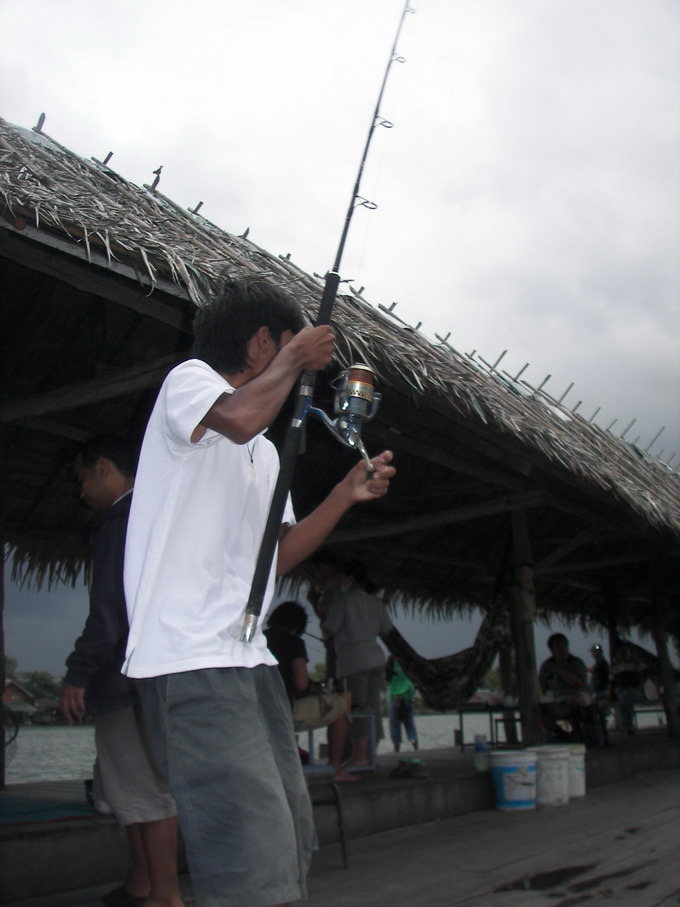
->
[[241, 0, 416, 642], [344, 11, 416, 293]]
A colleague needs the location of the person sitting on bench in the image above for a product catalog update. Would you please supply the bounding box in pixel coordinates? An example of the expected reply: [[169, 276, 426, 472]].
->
[[539, 633, 597, 744], [265, 601, 358, 782]]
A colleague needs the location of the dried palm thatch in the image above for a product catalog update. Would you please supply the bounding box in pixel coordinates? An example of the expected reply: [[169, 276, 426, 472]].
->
[[1, 117, 678, 638]]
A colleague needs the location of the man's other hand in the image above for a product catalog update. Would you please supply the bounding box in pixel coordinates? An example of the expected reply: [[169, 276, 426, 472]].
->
[[345, 450, 395, 503], [59, 683, 87, 724]]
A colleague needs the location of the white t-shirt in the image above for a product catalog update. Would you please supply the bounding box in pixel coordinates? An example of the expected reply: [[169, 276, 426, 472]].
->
[[123, 358, 295, 678]]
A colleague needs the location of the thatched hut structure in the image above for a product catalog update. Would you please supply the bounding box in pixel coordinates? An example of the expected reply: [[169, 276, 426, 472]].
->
[[1, 116, 679, 776]]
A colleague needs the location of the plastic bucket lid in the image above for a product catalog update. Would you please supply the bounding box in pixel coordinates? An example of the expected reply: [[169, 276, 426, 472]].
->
[[534, 745, 570, 759], [568, 743, 586, 754], [489, 749, 536, 765]]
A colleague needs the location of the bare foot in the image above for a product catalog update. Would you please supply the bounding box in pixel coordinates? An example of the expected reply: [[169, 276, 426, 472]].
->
[[334, 768, 360, 782]]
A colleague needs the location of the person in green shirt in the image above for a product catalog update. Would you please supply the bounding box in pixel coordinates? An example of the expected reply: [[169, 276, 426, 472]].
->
[[386, 656, 418, 752]]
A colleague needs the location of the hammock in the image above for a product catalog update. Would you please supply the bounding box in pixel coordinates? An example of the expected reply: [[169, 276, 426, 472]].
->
[[383, 602, 511, 712], [611, 636, 680, 689]]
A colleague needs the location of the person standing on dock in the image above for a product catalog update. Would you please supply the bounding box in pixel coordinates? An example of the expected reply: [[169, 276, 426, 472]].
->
[[121, 276, 395, 907], [59, 436, 183, 907], [589, 644, 610, 704], [610, 644, 647, 735], [386, 656, 419, 753], [589, 643, 611, 746], [323, 561, 394, 767]]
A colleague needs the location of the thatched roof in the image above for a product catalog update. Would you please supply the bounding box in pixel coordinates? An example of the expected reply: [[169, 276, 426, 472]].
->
[[1, 116, 678, 639]]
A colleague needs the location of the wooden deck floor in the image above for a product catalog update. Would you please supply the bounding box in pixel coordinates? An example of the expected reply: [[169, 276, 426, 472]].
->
[[298, 767, 680, 906], [4, 732, 679, 906]]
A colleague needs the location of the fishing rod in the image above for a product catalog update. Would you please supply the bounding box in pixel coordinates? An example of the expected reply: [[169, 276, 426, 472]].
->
[[241, 0, 415, 642]]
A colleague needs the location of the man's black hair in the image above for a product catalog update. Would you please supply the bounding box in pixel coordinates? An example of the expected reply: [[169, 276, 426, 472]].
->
[[79, 435, 138, 478], [547, 632, 568, 652], [267, 600, 308, 636], [309, 549, 339, 568], [192, 276, 306, 374], [342, 559, 368, 589]]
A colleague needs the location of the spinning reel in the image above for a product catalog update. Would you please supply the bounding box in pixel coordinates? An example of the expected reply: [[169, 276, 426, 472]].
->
[[306, 363, 381, 476]]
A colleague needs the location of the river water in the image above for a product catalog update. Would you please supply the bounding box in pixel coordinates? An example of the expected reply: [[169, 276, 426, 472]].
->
[[6, 714, 462, 783], [6, 708, 665, 784]]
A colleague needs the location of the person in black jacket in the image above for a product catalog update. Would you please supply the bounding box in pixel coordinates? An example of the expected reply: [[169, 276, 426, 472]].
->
[[59, 436, 183, 907]]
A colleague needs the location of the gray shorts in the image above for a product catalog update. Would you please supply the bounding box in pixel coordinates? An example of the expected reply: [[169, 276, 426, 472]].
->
[[344, 664, 385, 742], [137, 665, 316, 907], [94, 704, 177, 827]]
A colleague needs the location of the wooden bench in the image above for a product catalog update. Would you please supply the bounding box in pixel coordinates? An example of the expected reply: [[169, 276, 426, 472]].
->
[[304, 776, 348, 869], [304, 710, 377, 772], [456, 705, 520, 751], [632, 701, 666, 729]]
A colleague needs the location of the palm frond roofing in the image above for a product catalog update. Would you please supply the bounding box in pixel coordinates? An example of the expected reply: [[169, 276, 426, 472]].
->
[[2, 117, 677, 540]]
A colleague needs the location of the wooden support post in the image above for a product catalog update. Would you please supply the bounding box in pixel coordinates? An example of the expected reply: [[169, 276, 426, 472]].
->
[[498, 645, 518, 744], [509, 510, 543, 746], [1, 426, 6, 788], [650, 556, 680, 739]]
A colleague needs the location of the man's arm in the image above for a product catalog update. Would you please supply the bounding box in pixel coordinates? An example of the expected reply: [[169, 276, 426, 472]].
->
[[277, 451, 395, 576], [194, 326, 335, 444], [291, 657, 310, 695], [555, 659, 587, 690]]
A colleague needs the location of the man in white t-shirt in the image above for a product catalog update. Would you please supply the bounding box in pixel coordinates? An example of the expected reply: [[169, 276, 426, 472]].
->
[[123, 276, 395, 907]]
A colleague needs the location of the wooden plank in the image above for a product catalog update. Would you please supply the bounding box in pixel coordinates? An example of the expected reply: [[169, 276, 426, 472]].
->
[[510, 509, 543, 746], [0, 224, 193, 332], [534, 520, 616, 575], [0, 353, 182, 422], [366, 422, 527, 492], [329, 490, 549, 544], [541, 549, 679, 574]]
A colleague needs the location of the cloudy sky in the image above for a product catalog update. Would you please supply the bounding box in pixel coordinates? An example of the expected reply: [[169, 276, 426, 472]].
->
[[2, 0, 678, 675]]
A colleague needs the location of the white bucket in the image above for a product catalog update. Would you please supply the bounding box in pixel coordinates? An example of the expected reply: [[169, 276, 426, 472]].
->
[[567, 743, 586, 798], [489, 749, 537, 811], [535, 745, 570, 806]]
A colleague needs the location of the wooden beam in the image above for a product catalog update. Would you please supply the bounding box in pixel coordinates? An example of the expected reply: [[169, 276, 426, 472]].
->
[[370, 412, 637, 535], [0, 353, 183, 422], [0, 223, 194, 331], [358, 540, 488, 573], [650, 554, 680, 739], [537, 576, 602, 593], [534, 521, 617, 575], [12, 417, 91, 442], [540, 549, 680, 575], [1, 423, 6, 787], [329, 490, 548, 544], [368, 421, 529, 492], [510, 509, 544, 746]]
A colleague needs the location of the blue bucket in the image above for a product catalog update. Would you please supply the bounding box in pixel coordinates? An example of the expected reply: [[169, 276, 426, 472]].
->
[[489, 749, 537, 810]]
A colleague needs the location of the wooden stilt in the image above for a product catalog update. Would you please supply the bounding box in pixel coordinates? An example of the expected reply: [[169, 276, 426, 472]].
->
[[1, 426, 6, 789], [509, 510, 543, 746], [650, 556, 680, 739], [498, 645, 518, 744]]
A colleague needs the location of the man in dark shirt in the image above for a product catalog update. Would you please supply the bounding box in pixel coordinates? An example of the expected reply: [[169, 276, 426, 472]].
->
[[589, 644, 610, 700], [589, 643, 611, 745], [59, 436, 182, 907]]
